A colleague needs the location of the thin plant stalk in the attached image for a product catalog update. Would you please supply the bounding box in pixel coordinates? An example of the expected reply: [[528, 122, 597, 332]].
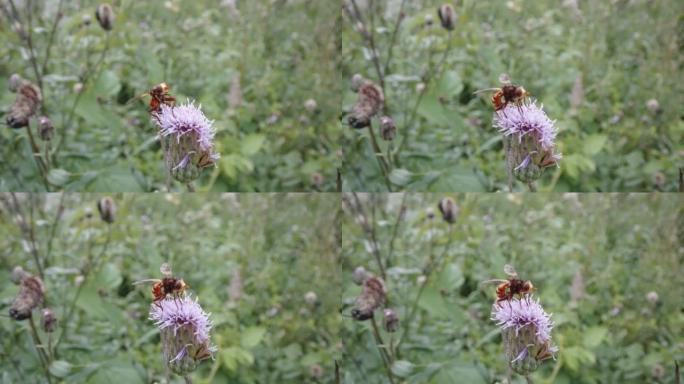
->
[[526, 375, 534, 384], [367, 123, 393, 191], [28, 316, 53, 384], [527, 181, 537, 192], [396, 224, 454, 351], [370, 317, 395, 384]]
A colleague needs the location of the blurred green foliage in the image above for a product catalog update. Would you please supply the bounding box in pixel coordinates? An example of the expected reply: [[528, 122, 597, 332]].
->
[[342, 0, 684, 192], [341, 193, 683, 383], [0, 193, 340, 383], [1, 0, 340, 191]]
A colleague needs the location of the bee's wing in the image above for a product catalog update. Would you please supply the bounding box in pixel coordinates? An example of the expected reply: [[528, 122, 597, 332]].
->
[[499, 73, 511, 84], [473, 88, 500, 95], [132, 279, 161, 285], [503, 264, 518, 277], [160, 263, 173, 277], [479, 279, 508, 287]]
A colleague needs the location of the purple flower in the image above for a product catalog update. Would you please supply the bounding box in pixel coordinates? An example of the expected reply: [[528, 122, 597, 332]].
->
[[493, 102, 562, 183], [491, 296, 558, 375], [153, 101, 220, 183], [149, 296, 216, 375]]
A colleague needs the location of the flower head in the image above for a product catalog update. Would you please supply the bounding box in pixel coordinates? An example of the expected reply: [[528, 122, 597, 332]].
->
[[348, 81, 384, 129], [491, 296, 558, 375], [149, 296, 216, 375], [153, 101, 219, 183], [494, 102, 562, 183]]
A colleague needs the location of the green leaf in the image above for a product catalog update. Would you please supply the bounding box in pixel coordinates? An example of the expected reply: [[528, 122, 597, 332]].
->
[[85, 359, 143, 384], [47, 169, 72, 186], [389, 168, 412, 186], [50, 360, 72, 378], [391, 360, 415, 378], [241, 134, 266, 156], [583, 326, 608, 348], [583, 134, 608, 156], [240, 326, 267, 348]]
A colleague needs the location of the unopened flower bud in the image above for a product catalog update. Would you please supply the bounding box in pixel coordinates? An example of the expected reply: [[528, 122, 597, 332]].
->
[[304, 99, 318, 113], [417, 275, 427, 285], [75, 275, 85, 286], [42, 308, 57, 332], [646, 291, 659, 304], [9, 273, 45, 321], [380, 116, 396, 141], [416, 82, 426, 93], [351, 74, 364, 92], [8, 74, 23, 92], [310, 363, 323, 379], [424, 14, 434, 26], [38, 116, 54, 141], [437, 197, 458, 224], [95, 4, 115, 31], [426, 207, 435, 220], [651, 364, 664, 378], [352, 266, 369, 285], [304, 291, 318, 306], [437, 4, 456, 31], [11, 266, 29, 284], [82, 14, 92, 26], [311, 172, 323, 188], [73, 82, 84, 93], [383, 308, 399, 332], [646, 99, 661, 115], [97, 197, 116, 224], [12, 21, 27, 41]]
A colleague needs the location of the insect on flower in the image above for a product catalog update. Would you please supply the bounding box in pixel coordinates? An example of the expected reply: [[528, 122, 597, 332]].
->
[[134, 263, 189, 304], [474, 74, 530, 113], [481, 264, 535, 304], [127, 82, 176, 113]]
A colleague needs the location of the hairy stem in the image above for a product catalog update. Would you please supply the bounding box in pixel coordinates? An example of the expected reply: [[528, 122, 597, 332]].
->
[[29, 316, 53, 384], [370, 317, 395, 384]]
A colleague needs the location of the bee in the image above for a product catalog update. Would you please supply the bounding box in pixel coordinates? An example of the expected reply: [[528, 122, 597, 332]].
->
[[126, 82, 176, 113], [481, 264, 535, 304], [474, 74, 530, 112], [133, 263, 188, 303]]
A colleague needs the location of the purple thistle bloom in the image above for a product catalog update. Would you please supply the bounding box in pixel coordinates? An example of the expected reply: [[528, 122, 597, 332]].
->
[[149, 296, 216, 375], [493, 102, 562, 183], [491, 296, 558, 375], [153, 101, 220, 183]]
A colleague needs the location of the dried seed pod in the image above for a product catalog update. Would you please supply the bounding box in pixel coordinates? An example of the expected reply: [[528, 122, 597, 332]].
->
[[97, 196, 116, 224], [437, 197, 458, 224], [379, 116, 396, 141], [6, 81, 42, 129], [348, 81, 384, 129], [383, 308, 399, 332], [95, 4, 115, 31], [352, 276, 385, 321], [9, 274, 45, 321], [437, 4, 456, 31]]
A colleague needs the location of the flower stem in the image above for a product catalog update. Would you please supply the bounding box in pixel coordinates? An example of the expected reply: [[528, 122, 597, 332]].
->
[[367, 124, 393, 191], [29, 316, 53, 384], [183, 375, 193, 384], [527, 181, 537, 192], [186, 182, 196, 192], [370, 317, 395, 384], [526, 375, 534, 384]]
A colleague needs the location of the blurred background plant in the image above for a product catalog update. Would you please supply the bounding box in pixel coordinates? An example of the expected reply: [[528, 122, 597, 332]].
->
[[1, 0, 339, 192], [341, 0, 684, 192], [341, 193, 683, 383], [0, 193, 340, 383]]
